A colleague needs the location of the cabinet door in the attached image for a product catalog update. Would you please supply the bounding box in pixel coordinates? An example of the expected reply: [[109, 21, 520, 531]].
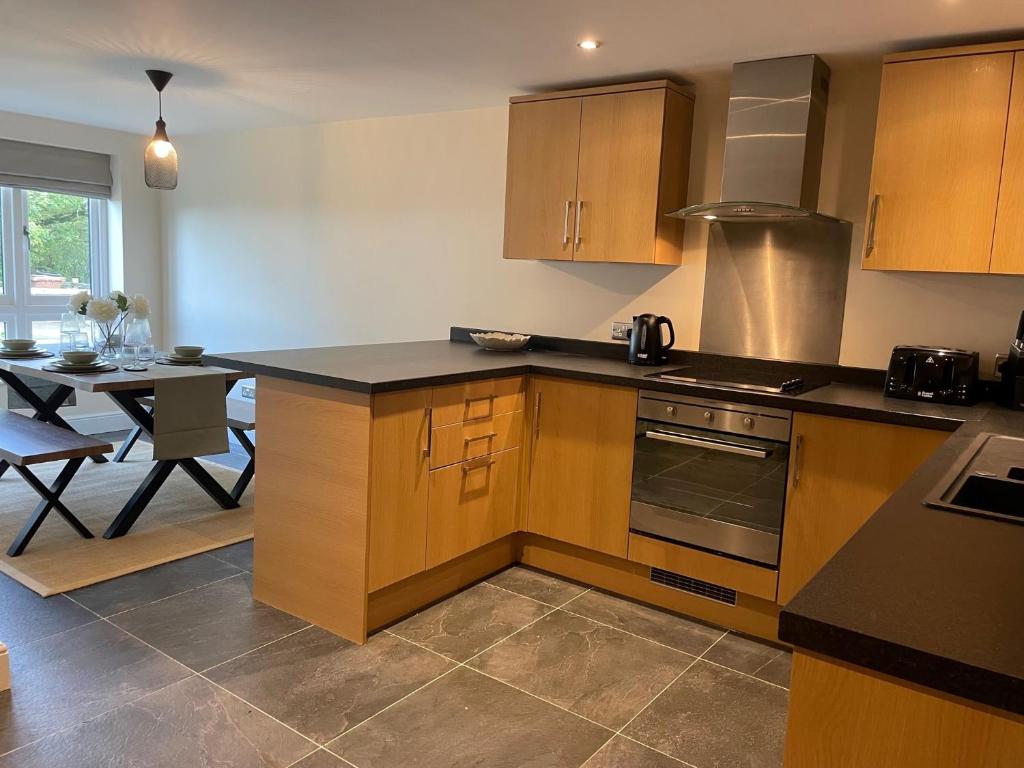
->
[[863, 53, 1013, 272], [992, 52, 1024, 275], [426, 448, 519, 568], [777, 414, 946, 604], [574, 89, 666, 263], [367, 389, 431, 591], [526, 377, 637, 557], [503, 98, 582, 261]]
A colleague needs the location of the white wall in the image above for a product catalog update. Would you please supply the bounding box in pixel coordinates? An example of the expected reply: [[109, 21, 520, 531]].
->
[[0, 110, 164, 425], [162, 60, 1024, 372]]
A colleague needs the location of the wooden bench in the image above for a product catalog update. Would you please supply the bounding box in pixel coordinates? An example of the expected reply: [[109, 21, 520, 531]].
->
[[115, 396, 256, 501], [0, 411, 113, 556]]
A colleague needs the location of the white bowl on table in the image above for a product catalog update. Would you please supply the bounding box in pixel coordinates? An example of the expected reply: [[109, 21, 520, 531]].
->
[[62, 351, 99, 364], [173, 345, 205, 359], [1, 339, 36, 352]]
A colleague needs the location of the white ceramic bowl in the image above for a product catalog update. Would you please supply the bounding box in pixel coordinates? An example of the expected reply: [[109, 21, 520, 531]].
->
[[173, 345, 205, 358], [470, 332, 531, 352], [2, 339, 36, 352], [62, 350, 99, 364]]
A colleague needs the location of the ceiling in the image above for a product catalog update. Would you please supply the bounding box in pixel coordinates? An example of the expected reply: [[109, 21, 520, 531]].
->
[[0, 0, 1022, 136]]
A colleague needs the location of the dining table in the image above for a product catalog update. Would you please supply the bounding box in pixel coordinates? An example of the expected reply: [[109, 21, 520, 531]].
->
[[0, 356, 246, 539]]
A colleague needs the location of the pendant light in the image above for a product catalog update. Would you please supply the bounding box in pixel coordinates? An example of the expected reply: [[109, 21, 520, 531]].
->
[[144, 69, 178, 190]]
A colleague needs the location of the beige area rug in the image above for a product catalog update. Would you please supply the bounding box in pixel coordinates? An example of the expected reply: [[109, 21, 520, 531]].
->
[[0, 443, 253, 596]]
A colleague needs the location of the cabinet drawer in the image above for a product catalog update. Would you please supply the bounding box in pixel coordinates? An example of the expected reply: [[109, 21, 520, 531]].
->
[[426, 448, 520, 568], [431, 377, 524, 426], [430, 410, 523, 469]]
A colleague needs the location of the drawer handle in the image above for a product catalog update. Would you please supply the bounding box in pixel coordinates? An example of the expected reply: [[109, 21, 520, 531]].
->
[[462, 457, 495, 473], [463, 394, 495, 422], [422, 407, 433, 457], [465, 432, 497, 444]]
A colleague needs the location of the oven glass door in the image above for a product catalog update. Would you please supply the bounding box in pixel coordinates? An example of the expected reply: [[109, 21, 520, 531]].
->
[[630, 419, 789, 566]]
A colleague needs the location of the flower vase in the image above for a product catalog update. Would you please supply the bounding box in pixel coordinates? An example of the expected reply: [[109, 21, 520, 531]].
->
[[93, 321, 123, 361]]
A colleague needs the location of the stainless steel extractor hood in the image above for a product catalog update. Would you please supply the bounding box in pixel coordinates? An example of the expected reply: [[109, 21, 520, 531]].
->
[[669, 54, 843, 223]]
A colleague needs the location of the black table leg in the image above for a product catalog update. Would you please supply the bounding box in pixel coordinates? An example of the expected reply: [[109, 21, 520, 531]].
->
[[103, 387, 240, 538], [229, 427, 255, 502], [8, 459, 91, 557], [103, 460, 177, 539]]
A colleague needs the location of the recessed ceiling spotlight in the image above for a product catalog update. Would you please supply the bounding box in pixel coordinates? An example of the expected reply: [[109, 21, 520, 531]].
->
[[577, 40, 601, 50], [703, 215, 718, 221]]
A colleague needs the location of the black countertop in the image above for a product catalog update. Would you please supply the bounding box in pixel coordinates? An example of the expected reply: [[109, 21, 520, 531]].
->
[[207, 334, 1024, 714], [205, 339, 978, 431]]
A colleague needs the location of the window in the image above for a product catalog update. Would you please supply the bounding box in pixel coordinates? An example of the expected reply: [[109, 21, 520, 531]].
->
[[0, 187, 108, 347]]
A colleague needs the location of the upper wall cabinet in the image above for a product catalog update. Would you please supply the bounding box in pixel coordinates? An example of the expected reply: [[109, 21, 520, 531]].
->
[[863, 42, 1024, 274], [503, 81, 694, 265]]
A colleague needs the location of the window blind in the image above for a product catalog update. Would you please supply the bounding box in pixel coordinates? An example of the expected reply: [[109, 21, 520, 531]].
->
[[0, 138, 112, 199]]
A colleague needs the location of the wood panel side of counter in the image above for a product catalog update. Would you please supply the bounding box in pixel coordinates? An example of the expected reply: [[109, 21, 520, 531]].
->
[[785, 652, 1024, 767], [253, 376, 372, 642], [0, 642, 9, 691]]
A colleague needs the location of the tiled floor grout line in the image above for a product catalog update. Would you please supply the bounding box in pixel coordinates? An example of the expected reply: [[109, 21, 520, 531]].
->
[[97, 570, 248, 620], [199, 624, 314, 674], [62, 592, 326, 760], [555, 607, 791, 691], [592, 631, 734, 768], [0, 615, 105, 653]]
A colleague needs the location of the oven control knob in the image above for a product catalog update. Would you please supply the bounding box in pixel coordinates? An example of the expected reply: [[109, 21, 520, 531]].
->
[[743, 416, 755, 429], [666, 405, 676, 416], [703, 410, 714, 422]]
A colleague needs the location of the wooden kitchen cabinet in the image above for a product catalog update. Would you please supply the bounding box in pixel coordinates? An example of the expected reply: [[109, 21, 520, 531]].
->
[[862, 44, 1017, 273], [777, 413, 946, 604], [525, 376, 637, 558], [426, 448, 520, 568], [366, 388, 431, 592], [503, 81, 693, 265], [992, 51, 1024, 275]]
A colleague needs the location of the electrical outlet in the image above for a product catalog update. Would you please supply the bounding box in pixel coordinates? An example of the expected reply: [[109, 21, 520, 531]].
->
[[240, 385, 256, 400], [611, 321, 632, 341], [994, 353, 1009, 379]]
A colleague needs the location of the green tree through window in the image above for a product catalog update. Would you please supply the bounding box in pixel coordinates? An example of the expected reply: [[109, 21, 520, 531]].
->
[[26, 190, 90, 291]]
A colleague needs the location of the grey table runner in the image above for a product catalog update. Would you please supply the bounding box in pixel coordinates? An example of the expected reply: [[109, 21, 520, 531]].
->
[[153, 374, 228, 460]]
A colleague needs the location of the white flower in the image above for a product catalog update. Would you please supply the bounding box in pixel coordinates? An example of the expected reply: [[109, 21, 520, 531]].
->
[[67, 290, 92, 314], [109, 290, 130, 311], [85, 297, 120, 324], [130, 294, 151, 320]]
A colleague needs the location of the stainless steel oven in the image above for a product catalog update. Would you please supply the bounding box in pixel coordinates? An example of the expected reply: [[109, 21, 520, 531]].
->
[[631, 390, 792, 567]]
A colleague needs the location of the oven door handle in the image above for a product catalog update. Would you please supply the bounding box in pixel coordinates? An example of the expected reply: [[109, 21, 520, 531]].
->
[[644, 430, 772, 458]]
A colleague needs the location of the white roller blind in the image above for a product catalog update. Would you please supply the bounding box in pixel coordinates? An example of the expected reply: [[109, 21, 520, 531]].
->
[[0, 138, 112, 199]]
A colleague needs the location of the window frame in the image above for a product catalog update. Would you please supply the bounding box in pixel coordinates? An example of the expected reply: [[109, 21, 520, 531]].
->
[[0, 187, 108, 344]]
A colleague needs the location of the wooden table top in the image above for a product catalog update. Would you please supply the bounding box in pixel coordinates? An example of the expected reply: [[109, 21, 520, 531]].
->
[[0, 357, 245, 393]]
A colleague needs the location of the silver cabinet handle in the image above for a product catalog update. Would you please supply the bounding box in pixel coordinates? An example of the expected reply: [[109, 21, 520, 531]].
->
[[464, 432, 497, 444], [866, 194, 880, 256], [533, 391, 542, 439], [562, 200, 572, 248], [573, 200, 583, 249], [792, 434, 803, 487], [645, 430, 771, 458], [462, 457, 495, 473], [422, 407, 433, 457]]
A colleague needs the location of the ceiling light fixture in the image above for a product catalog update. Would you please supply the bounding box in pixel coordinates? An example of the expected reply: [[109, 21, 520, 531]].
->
[[577, 40, 601, 50], [144, 69, 178, 190]]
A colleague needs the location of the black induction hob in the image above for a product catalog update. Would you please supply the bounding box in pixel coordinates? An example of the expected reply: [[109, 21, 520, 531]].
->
[[647, 365, 826, 395]]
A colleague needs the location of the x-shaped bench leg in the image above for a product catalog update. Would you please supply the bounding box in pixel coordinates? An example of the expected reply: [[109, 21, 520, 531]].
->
[[229, 427, 256, 502], [7, 458, 92, 557]]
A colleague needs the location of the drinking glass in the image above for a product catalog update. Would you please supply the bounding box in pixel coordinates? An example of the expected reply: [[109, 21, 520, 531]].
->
[[122, 317, 152, 371]]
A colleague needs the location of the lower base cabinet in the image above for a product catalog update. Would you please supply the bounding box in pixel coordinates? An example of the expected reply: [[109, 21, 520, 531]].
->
[[426, 448, 520, 568], [777, 413, 947, 604]]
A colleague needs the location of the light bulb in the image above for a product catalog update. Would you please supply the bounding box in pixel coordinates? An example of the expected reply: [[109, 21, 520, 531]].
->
[[577, 40, 600, 50], [151, 139, 173, 159]]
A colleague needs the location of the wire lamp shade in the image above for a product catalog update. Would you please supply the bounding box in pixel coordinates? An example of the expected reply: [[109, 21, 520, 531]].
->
[[144, 70, 178, 190]]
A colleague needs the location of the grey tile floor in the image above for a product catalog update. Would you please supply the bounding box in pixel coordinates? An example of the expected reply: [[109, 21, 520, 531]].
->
[[1, 432, 790, 767], [0, 551, 791, 767]]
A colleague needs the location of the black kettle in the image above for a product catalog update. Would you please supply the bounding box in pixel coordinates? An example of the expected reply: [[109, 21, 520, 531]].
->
[[628, 314, 675, 365]]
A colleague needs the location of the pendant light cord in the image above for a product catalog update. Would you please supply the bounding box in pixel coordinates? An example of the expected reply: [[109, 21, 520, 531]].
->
[[158, 91, 163, 121]]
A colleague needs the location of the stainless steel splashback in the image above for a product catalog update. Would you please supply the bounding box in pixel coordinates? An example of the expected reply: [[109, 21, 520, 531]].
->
[[698, 220, 851, 364]]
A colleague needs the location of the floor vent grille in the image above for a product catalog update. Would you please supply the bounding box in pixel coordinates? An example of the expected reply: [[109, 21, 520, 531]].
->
[[650, 567, 737, 606]]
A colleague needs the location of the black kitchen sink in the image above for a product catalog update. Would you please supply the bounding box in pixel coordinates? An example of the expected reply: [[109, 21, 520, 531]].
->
[[949, 474, 1024, 519], [926, 434, 1024, 524]]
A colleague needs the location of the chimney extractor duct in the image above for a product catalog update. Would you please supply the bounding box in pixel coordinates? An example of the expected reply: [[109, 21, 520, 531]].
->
[[668, 54, 844, 223]]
